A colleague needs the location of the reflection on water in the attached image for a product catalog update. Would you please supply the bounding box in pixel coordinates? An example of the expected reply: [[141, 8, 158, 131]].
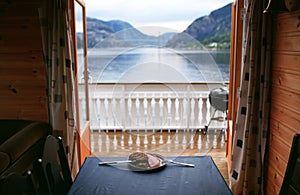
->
[[87, 47, 230, 83]]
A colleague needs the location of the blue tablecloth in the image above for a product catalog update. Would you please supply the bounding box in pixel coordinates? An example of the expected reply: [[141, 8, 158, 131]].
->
[[68, 156, 232, 195]]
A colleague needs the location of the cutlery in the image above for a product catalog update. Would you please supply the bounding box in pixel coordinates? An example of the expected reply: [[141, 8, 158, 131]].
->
[[98, 153, 195, 167], [163, 159, 195, 167], [98, 160, 135, 165], [151, 153, 195, 167]]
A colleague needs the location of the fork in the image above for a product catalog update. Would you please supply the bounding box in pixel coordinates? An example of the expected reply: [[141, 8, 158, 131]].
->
[[163, 159, 195, 167]]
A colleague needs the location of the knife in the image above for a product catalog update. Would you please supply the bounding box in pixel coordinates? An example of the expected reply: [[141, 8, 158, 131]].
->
[[98, 160, 136, 165]]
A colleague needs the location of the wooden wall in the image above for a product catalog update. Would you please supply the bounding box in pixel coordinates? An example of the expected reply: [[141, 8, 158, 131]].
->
[[266, 10, 300, 194], [0, 0, 48, 122]]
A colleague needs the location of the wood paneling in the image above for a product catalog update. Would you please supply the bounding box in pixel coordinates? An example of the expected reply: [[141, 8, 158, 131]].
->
[[271, 100, 300, 129], [0, 0, 48, 122], [268, 146, 287, 177], [269, 127, 291, 162], [273, 51, 300, 72], [271, 86, 300, 111], [266, 165, 282, 195], [267, 9, 300, 193], [269, 118, 300, 152], [273, 35, 300, 52], [274, 11, 300, 34]]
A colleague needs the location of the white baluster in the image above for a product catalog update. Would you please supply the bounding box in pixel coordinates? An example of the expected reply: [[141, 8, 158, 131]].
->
[[96, 98, 101, 130], [104, 98, 109, 132], [120, 85, 125, 131], [143, 97, 148, 130], [167, 97, 171, 133], [151, 97, 156, 133], [127, 98, 132, 131], [205, 98, 210, 126], [136, 97, 140, 129], [112, 98, 117, 132], [159, 97, 164, 132], [190, 98, 195, 131], [198, 98, 203, 128], [175, 98, 180, 133], [182, 98, 187, 130], [120, 98, 125, 131]]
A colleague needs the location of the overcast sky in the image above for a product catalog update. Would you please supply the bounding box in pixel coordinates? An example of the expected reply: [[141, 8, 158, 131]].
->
[[83, 0, 233, 35]]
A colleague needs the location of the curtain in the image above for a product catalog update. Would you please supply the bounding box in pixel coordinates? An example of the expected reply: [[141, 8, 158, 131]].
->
[[229, 0, 271, 194], [39, 0, 78, 175]]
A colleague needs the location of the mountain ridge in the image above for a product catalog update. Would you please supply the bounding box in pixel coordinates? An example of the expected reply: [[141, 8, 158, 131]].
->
[[166, 3, 232, 49], [85, 3, 232, 49], [86, 17, 174, 48]]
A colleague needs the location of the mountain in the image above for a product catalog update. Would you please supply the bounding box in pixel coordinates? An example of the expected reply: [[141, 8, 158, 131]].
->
[[85, 3, 232, 49], [166, 3, 232, 49], [86, 17, 174, 48], [87, 17, 131, 48]]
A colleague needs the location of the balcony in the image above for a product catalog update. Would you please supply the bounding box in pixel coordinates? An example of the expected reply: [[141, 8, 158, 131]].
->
[[81, 82, 228, 132], [84, 82, 229, 181]]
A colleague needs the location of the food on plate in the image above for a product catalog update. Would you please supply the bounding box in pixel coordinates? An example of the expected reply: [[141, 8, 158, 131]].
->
[[128, 152, 161, 169], [128, 152, 149, 169], [147, 153, 161, 168]]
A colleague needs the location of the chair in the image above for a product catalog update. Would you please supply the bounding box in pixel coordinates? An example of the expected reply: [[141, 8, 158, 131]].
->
[[35, 135, 72, 195], [0, 170, 38, 195], [279, 134, 300, 195]]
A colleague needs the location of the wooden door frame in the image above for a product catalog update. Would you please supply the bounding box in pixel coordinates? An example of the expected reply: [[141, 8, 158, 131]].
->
[[72, 0, 91, 166], [227, 0, 243, 174]]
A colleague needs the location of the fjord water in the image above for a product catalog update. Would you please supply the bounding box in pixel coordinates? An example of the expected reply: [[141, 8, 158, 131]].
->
[[87, 47, 230, 83]]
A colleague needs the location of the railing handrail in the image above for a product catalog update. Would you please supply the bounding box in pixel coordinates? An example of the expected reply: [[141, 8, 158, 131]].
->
[[81, 83, 227, 131]]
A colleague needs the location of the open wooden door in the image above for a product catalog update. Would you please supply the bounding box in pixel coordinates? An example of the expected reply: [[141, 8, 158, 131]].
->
[[73, 0, 91, 166], [227, 0, 243, 173]]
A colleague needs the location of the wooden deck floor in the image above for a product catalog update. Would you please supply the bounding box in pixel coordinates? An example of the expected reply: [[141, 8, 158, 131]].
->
[[90, 130, 229, 183]]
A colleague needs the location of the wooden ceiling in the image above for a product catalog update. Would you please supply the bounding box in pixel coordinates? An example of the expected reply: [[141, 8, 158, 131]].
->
[[0, 0, 48, 122]]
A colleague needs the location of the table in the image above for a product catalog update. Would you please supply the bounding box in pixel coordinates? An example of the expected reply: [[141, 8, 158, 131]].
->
[[67, 156, 232, 195]]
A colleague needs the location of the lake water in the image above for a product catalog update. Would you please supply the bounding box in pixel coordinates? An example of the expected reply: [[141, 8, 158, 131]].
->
[[86, 47, 230, 83]]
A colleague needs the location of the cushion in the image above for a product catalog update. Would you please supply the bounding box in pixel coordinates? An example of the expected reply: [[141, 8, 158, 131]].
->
[[0, 120, 33, 145], [0, 121, 51, 163]]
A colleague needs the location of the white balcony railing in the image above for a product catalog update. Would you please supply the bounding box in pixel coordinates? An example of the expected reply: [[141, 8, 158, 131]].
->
[[80, 83, 227, 132]]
